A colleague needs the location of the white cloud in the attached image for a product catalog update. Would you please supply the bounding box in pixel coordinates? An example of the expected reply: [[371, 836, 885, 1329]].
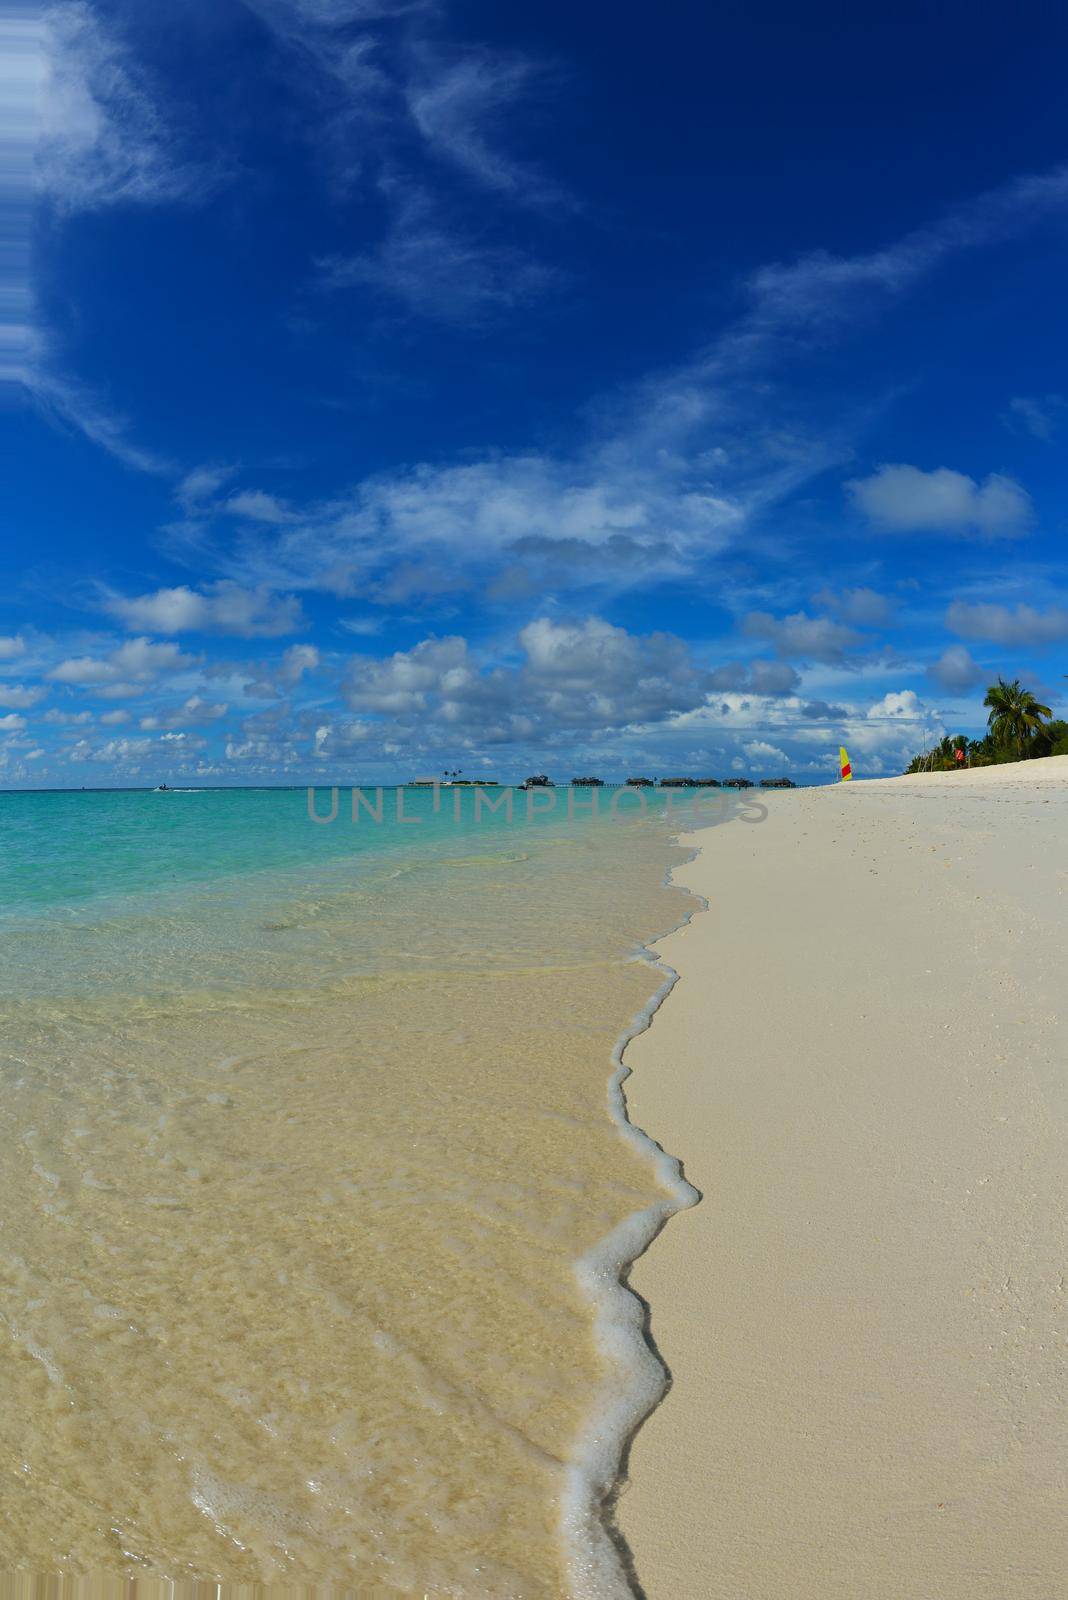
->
[[519, 615, 641, 677], [105, 582, 304, 638], [68, 734, 153, 764], [0, 682, 43, 708], [0, 635, 27, 659], [702, 662, 770, 699], [747, 659, 801, 694], [224, 452, 747, 602], [147, 162, 1068, 606], [139, 696, 228, 732], [867, 690, 922, 720], [0, 712, 27, 732], [665, 688, 934, 778], [846, 465, 1032, 537], [345, 635, 468, 714], [811, 586, 896, 626], [342, 616, 715, 740], [945, 599, 1068, 645], [744, 740, 789, 765], [742, 610, 862, 664], [279, 643, 320, 685], [49, 635, 200, 687], [94, 682, 146, 700], [927, 645, 985, 693], [312, 717, 371, 758], [177, 463, 236, 509], [99, 708, 130, 725], [1005, 394, 1063, 442], [224, 490, 296, 525], [515, 617, 713, 727], [43, 707, 92, 725]]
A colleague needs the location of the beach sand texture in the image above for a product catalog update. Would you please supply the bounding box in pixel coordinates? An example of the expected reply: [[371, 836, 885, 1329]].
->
[[621, 758, 1068, 1599]]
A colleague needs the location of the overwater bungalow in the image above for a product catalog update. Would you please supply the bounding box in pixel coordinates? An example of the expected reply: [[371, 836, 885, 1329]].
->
[[723, 777, 754, 788], [625, 777, 654, 787], [659, 776, 697, 787], [518, 774, 554, 790], [760, 777, 796, 789], [571, 776, 604, 786], [693, 777, 721, 787]]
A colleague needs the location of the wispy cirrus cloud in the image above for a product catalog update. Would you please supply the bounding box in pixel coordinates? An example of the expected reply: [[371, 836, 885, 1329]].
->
[[38, 2, 222, 212], [141, 158, 1068, 618], [317, 178, 560, 325], [723, 162, 1068, 364], [1003, 393, 1065, 442], [245, 0, 428, 26], [223, 490, 298, 525], [242, 0, 567, 323], [405, 46, 565, 207], [242, 0, 561, 204], [20, 352, 174, 472], [4, 3, 219, 465]]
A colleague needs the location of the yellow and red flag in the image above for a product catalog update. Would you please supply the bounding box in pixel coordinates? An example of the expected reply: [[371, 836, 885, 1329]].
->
[[839, 746, 853, 781]]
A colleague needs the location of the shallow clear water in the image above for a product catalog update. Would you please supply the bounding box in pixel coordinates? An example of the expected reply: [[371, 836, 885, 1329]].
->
[[0, 785, 730, 1594]]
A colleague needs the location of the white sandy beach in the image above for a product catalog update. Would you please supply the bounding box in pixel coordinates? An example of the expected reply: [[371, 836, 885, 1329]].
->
[[620, 758, 1068, 1598]]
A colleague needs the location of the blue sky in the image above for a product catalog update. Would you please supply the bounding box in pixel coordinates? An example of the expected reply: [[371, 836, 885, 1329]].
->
[[2, 0, 1067, 786]]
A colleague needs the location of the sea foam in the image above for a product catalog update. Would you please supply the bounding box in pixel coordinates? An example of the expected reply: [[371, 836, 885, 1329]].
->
[[562, 861, 706, 1598]]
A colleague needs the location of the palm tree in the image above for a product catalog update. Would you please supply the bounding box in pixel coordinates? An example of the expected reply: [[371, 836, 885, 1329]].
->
[[983, 678, 1053, 759], [926, 734, 969, 770]]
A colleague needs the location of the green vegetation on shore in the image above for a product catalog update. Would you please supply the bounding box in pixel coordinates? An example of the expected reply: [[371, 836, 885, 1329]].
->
[[905, 678, 1066, 774]]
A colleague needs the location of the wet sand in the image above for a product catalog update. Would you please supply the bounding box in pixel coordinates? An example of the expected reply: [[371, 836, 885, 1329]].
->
[[621, 758, 1068, 1598]]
